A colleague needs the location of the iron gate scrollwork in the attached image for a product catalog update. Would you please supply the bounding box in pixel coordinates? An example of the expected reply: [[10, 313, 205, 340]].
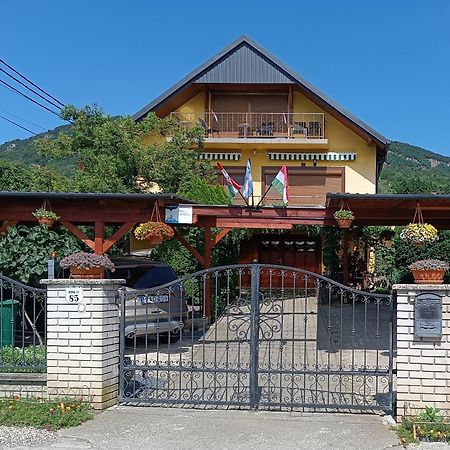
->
[[119, 264, 394, 413]]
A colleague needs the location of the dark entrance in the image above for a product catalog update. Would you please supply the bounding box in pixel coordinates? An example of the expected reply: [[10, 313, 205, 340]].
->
[[119, 264, 394, 413]]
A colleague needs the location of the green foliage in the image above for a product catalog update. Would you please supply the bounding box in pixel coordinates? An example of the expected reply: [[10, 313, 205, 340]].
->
[[0, 159, 71, 192], [177, 175, 229, 204], [395, 407, 450, 444], [0, 397, 92, 430], [333, 210, 354, 220], [322, 227, 342, 277], [32, 208, 59, 220], [37, 106, 208, 194], [0, 346, 46, 373], [0, 225, 82, 285]]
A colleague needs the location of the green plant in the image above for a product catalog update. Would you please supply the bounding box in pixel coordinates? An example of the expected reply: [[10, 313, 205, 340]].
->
[[395, 407, 450, 444], [0, 346, 46, 373], [0, 225, 82, 285], [333, 209, 354, 220], [32, 208, 60, 220], [134, 222, 174, 241], [0, 397, 92, 430]]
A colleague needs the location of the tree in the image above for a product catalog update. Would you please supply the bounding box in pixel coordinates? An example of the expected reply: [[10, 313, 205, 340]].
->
[[37, 105, 207, 194]]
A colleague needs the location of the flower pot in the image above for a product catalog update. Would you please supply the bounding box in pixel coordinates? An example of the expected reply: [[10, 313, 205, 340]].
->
[[145, 236, 163, 246], [411, 269, 445, 285], [37, 217, 55, 227], [336, 218, 353, 229], [70, 266, 104, 279]]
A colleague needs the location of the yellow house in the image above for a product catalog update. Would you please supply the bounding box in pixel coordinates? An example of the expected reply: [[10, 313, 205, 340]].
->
[[133, 36, 389, 275]]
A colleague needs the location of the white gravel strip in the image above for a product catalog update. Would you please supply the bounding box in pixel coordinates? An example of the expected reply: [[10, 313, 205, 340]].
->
[[0, 426, 56, 449]]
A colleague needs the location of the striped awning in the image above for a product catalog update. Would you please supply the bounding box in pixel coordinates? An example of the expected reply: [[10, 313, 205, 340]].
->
[[199, 152, 242, 161], [267, 152, 357, 161]]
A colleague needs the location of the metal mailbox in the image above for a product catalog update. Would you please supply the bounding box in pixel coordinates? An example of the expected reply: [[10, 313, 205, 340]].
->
[[414, 293, 442, 338]]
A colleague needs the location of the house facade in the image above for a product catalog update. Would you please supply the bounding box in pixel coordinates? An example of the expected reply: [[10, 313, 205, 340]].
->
[[134, 36, 389, 276]]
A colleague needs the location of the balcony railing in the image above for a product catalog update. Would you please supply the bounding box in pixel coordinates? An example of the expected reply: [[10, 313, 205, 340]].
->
[[171, 112, 325, 140]]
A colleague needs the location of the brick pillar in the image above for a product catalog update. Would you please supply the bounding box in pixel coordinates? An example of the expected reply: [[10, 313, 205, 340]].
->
[[42, 279, 124, 410], [394, 284, 450, 418]]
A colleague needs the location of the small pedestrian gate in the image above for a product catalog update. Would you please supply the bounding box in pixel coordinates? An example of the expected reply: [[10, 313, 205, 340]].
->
[[119, 264, 394, 413]]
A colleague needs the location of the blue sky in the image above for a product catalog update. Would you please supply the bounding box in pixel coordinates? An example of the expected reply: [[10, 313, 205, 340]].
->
[[1, 0, 449, 156]]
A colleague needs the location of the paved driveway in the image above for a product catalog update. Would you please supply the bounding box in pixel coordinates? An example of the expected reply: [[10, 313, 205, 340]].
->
[[36, 406, 402, 450]]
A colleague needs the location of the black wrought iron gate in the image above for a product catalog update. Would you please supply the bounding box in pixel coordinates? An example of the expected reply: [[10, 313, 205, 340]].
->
[[119, 264, 394, 413]]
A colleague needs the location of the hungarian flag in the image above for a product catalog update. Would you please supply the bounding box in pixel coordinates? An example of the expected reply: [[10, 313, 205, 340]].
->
[[271, 165, 289, 205], [217, 162, 241, 200]]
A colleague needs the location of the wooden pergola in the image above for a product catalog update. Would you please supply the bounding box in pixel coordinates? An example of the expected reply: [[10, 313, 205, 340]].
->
[[1, 191, 449, 315]]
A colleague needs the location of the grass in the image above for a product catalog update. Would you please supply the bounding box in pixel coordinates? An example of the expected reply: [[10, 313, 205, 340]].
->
[[0, 397, 93, 430], [0, 346, 46, 373]]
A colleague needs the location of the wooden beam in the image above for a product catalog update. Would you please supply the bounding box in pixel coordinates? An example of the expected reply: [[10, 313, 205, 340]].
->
[[213, 227, 232, 246], [342, 229, 350, 286], [95, 222, 105, 254], [0, 221, 17, 235], [103, 223, 135, 253], [204, 226, 213, 320], [60, 221, 95, 252], [172, 228, 204, 266]]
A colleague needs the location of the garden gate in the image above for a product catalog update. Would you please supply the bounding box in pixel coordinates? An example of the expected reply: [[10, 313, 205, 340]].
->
[[119, 264, 394, 413]]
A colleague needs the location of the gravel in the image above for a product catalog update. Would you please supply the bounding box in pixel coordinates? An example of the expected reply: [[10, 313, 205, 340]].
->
[[0, 426, 56, 449]]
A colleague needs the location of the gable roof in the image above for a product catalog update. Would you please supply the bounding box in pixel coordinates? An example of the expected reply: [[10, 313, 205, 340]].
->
[[133, 35, 389, 147]]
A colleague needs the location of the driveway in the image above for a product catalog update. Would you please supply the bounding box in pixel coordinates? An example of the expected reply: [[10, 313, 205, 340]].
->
[[35, 406, 402, 450]]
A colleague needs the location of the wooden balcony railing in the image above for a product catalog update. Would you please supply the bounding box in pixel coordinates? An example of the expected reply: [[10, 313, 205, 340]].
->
[[171, 112, 325, 139]]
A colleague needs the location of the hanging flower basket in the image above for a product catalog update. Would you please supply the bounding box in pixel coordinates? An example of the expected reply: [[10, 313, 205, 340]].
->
[[134, 201, 174, 247], [400, 223, 438, 246], [333, 209, 354, 229], [409, 259, 449, 285], [400, 203, 438, 247], [32, 207, 59, 228], [134, 221, 174, 244], [60, 252, 115, 279]]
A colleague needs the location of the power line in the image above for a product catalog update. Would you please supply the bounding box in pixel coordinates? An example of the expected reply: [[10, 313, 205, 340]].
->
[[0, 77, 61, 118], [0, 108, 46, 131], [0, 58, 65, 108], [0, 114, 38, 135], [0, 66, 62, 110]]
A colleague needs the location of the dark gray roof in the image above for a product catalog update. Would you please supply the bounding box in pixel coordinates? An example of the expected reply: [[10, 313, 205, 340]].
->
[[133, 35, 389, 146], [0, 191, 193, 203]]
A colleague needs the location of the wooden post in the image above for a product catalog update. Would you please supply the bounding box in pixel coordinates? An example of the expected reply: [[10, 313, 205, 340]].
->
[[95, 222, 105, 254], [342, 229, 350, 285], [204, 226, 213, 321]]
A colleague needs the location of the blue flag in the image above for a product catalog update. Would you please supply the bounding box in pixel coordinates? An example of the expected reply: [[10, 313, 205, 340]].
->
[[242, 159, 253, 199]]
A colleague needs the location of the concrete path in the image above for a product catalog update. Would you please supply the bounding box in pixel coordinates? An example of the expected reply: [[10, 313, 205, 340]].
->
[[35, 406, 403, 450]]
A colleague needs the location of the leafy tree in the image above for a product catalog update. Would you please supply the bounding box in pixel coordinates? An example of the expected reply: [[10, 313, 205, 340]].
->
[[37, 105, 207, 193], [0, 225, 82, 285]]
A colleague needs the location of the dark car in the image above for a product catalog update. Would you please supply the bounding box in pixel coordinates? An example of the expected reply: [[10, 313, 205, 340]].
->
[[110, 257, 187, 342]]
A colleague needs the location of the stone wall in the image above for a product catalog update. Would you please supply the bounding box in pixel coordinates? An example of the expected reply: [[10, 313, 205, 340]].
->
[[394, 284, 450, 417], [0, 373, 46, 398]]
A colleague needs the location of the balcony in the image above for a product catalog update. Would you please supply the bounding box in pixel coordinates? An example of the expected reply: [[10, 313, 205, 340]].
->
[[171, 112, 327, 145]]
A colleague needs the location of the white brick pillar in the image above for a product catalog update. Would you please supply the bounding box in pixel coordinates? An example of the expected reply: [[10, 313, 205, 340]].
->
[[394, 284, 450, 418], [42, 279, 125, 410]]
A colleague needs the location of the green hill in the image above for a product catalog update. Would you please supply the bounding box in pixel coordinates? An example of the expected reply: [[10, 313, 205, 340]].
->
[[0, 128, 449, 193], [380, 141, 450, 194], [0, 124, 74, 175]]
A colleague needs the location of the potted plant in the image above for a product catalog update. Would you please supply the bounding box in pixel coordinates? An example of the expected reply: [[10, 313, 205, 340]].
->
[[400, 223, 438, 247], [32, 208, 60, 227], [408, 259, 449, 285], [60, 252, 115, 279], [333, 209, 354, 229], [134, 221, 174, 246]]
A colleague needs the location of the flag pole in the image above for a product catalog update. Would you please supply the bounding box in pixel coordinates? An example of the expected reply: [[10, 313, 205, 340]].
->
[[255, 185, 272, 209], [238, 190, 250, 207]]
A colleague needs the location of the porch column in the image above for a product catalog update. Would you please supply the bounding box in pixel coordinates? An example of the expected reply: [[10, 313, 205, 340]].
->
[[204, 226, 213, 321], [394, 284, 450, 419], [342, 229, 350, 285], [42, 278, 124, 410]]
